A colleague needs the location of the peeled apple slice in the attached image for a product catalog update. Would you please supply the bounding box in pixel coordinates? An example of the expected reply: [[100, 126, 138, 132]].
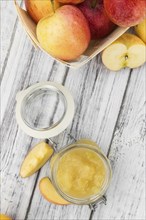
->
[[20, 142, 53, 178], [0, 214, 12, 220], [39, 177, 70, 205]]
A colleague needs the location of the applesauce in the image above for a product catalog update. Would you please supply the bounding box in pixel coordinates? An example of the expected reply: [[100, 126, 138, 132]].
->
[[51, 140, 112, 204]]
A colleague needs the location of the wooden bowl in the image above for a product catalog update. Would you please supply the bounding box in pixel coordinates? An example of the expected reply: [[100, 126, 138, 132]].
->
[[14, 0, 129, 68]]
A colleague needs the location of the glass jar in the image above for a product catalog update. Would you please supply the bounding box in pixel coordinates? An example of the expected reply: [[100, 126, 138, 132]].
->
[[50, 139, 112, 205]]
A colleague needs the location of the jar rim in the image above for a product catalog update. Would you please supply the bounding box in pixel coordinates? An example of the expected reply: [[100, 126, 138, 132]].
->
[[15, 82, 75, 139], [51, 143, 112, 205], [21, 86, 67, 131]]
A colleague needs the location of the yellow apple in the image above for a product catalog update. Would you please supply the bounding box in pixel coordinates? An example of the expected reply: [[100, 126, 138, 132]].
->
[[102, 33, 146, 71], [36, 5, 90, 61], [0, 214, 12, 220], [135, 19, 146, 43], [25, 0, 60, 23], [39, 177, 70, 205], [20, 142, 54, 178]]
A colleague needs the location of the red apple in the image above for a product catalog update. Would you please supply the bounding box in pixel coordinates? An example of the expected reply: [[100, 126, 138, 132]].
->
[[104, 0, 146, 27], [37, 5, 91, 61], [25, 0, 60, 23], [78, 0, 116, 39]]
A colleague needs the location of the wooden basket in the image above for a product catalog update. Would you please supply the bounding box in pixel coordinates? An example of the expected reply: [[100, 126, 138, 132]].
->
[[14, 0, 129, 68]]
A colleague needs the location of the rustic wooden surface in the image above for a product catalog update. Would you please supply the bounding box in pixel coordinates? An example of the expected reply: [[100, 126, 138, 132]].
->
[[1, 1, 145, 220]]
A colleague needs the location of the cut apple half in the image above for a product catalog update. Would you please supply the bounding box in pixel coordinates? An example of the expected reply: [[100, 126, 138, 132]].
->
[[39, 177, 70, 205], [102, 33, 146, 71], [20, 142, 54, 178]]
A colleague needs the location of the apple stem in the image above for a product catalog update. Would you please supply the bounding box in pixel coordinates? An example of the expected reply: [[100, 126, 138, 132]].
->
[[51, 0, 55, 13], [91, 0, 98, 9]]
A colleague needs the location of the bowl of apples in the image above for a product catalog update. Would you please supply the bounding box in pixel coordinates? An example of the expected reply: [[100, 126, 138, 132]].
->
[[14, 0, 146, 68]]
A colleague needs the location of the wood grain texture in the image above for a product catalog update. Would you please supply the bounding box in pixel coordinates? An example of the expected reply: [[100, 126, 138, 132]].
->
[[1, 1, 23, 80], [1, 1, 145, 220], [1, 14, 66, 219], [93, 64, 146, 220]]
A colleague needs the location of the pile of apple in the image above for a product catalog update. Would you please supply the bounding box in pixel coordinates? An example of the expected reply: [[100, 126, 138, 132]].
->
[[25, 0, 146, 70]]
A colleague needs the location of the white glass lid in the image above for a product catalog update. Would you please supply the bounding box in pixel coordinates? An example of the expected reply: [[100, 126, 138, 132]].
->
[[16, 82, 75, 138]]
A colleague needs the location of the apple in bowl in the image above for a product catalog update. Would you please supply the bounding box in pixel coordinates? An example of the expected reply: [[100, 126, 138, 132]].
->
[[135, 19, 146, 43], [25, 0, 60, 23], [78, 0, 116, 39], [36, 5, 91, 61], [104, 0, 146, 27]]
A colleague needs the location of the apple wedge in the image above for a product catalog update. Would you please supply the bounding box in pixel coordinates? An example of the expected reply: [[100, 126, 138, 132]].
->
[[39, 177, 70, 205], [0, 214, 12, 220], [102, 33, 146, 71], [20, 142, 53, 178]]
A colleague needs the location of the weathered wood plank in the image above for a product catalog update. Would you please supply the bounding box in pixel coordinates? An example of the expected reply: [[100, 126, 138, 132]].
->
[[26, 57, 132, 220], [1, 19, 68, 219], [1, 62, 67, 220], [2, 2, 145, 220], [92, 64, 146, 220], [1, 1, 23, 77]]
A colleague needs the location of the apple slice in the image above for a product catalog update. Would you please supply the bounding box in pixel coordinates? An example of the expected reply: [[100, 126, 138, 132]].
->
[[102, 33, 146, 71], [39, 177, 70, 205], [20, 142, 53, 178], [0, 214, 12, 220]]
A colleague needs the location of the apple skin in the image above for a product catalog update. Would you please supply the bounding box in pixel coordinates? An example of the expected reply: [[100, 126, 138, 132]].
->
[[37, 5, 91, 61], [39, 177, 70, 205], [78, 0, 116, 39], [104, 0, 146, 27], [135, 19, 146, 43], [25, 0, 60, 23], [58, 0, 84, 4]]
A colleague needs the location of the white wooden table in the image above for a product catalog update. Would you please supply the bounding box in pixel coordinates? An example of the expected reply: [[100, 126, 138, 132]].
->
[[1, 1, 145, 220]]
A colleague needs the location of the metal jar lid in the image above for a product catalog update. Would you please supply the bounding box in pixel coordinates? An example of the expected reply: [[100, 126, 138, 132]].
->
[[16, 82, 75, 139]]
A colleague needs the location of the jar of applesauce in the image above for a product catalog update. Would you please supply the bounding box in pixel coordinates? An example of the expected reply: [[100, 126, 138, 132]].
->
[[50, 139, 112, 205], [16, 82, 112, 206]]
